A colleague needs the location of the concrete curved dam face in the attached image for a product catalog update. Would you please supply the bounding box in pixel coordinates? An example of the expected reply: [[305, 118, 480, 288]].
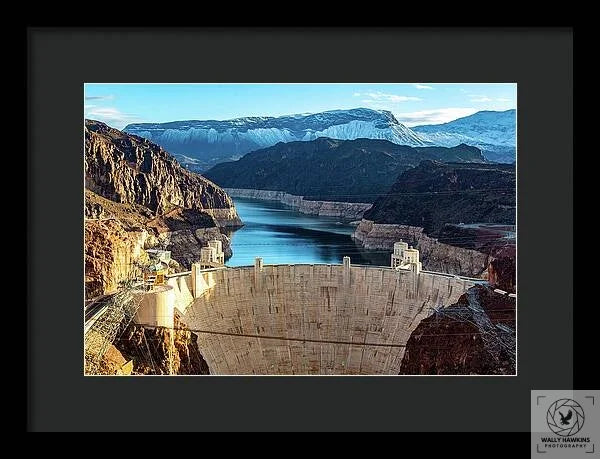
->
[[166, 264, 476, 375]]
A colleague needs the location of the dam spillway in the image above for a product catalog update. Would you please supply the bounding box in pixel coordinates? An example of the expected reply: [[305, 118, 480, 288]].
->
[[139, 263, 478, 375]]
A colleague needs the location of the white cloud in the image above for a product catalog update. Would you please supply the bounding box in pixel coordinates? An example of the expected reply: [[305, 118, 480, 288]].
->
[[85, 94, 115, 101], [496, 98, 511, 102], [414, 84, 433, 90], [459, 88, 468, 93], [394, 107, 478, 127], [469, 95, 493, 102], [355, 91, 421, 103], [360, 99, 397, 109], [84, 106, 143, 129]]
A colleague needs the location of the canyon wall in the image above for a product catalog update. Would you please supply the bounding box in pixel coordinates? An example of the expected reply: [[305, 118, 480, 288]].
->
[[179, 264, 476, 375], [362, 160, 515, 235], [225, 188, 372, 220], [399, 285, 516, 375], [353, 219, 490, 277], [84, 193, 235, 296], [84, 120, 242, 299], [146, 226, 232, 270], [488, 255, 516, 293], [84, 218, 151, 298], [114, 316, 210, 375], [85, 119, 241, 226]]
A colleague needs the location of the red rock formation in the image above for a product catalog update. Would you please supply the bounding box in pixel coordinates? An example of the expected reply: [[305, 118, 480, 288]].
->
[[399, 285, 516, 375], [488, 255, 516, 293], [99, 345, 132, 375], [114, 316, 210, 375]]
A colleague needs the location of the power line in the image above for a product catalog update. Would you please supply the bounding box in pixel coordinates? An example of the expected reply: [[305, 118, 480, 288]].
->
[[143, 332, 158, 374], [132, 321, 515, 347]]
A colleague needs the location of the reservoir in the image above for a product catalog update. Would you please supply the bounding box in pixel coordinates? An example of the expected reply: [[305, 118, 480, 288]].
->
[[225, 198, 388, 267]]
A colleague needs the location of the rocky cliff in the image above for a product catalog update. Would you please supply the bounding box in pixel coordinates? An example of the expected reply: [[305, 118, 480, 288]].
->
[[399, 285, 516, 375], [84, 192, 235, 297], [204, 138, 486, 203], [99, 344, 133, 375], [354, 160, 516, 278], [143, 206, 234, 267], [225, 188, 372, 220], [488, 253, 516, 293], [85, 119, 241, 224], [353, 220, 491, 277], [84, 215, 151, 298], [362, 160, 515, 235], [114, 316, 210, 375], [84, 120, 242, 299]]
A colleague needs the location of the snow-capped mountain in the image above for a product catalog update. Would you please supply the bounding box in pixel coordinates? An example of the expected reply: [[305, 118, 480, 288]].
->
[[123, 108, 430, 171], [412, 110, 516, 163]]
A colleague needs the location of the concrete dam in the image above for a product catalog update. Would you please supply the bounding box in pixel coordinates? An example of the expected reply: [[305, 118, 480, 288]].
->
[[134, 257, 479, 375]]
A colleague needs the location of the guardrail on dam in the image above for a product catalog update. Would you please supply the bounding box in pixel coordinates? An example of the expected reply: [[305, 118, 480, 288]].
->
[[133, 260, 480, 375]]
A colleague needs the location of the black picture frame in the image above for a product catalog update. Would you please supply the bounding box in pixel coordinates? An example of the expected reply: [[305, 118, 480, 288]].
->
[[28, 27, 574, 432]]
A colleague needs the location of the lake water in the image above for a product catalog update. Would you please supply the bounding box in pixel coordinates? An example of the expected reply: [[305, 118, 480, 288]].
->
[[225, 198, 389, 267]]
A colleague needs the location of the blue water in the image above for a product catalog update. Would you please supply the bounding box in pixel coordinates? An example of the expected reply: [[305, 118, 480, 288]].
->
[[225, 198, 388, 267]]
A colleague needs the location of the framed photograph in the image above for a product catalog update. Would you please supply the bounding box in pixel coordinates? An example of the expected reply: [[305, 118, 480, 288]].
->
[[29, 27, 575, 434], [83, 83, 517, 377]]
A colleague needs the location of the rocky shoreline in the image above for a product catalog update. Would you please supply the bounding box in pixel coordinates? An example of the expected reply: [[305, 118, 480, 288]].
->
[[224, 188, 372, 220], [352, 219, 491, 277], [202, 207, 243, 227]]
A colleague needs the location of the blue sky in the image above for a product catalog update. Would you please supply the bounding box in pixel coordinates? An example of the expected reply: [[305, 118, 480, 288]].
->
[[84, 83, 517, 130]]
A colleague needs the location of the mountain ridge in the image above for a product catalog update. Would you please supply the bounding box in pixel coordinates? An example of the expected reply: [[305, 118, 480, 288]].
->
[[123, 108, 430, 171], [362, 159, 516, 234], [85, 119, 240, 223], [203, 137, 487, 203], [413, 109, 516, 163], [124, 107, 516, 170]]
